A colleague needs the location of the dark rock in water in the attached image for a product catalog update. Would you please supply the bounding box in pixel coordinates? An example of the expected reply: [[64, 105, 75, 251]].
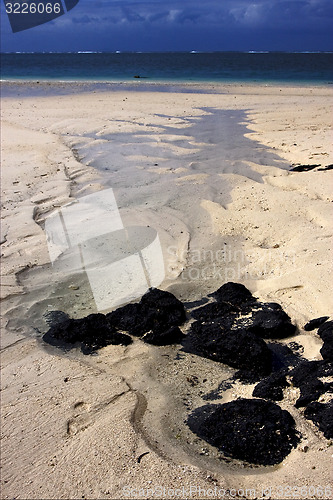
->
[[320, 340, 333, 362], [208, 282, 256, 306], [304, 316, 329, 331], [290, 164, 320, 172], [248, 303, 296, 339], [317, 321, 333, 342], [139, 288, 187, 327], [304, 401, 333, 439], [44, 288, 186, 353], [106, 288, 186, 338], [252, 369, 289, 401], [187, 399, 300, 465], [107, 303, 149, 336], [43, 313, 132, 354], [80, 330, 132, 355], [290, 360, 333, 407], [142, 326, 185, 346], [44, 310, 70, 326], [183, 322, 272, 380]]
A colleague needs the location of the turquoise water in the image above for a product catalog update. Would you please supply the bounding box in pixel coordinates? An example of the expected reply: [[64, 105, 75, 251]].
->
[[1, 52, 333, 84]]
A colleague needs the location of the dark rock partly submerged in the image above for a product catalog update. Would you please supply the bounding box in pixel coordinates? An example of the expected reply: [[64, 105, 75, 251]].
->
[[43, 313, 132, 354], [187, 399, 300, 466], [106, 288, 186, 339], [105, 303, 144, 336], [43, 288, 187, 353]]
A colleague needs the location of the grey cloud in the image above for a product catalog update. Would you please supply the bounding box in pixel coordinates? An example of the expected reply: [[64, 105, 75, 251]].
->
[[72, 15, 99, 24], [177, 10, 202, 24], [84, 0, 332, 28], [121, 7, 146, 23], [148, 11, 170, 23]]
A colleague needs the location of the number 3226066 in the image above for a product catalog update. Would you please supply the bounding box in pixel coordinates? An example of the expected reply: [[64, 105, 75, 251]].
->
[[5, 2, 62, 14]]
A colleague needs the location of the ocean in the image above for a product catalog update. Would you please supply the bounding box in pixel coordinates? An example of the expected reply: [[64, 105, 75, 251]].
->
[[1, 52, 333, 85]]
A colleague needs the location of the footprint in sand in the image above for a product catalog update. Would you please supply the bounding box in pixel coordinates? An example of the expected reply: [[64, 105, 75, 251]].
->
[[66, 391, 130, 436], [66, 401, 92, 436]]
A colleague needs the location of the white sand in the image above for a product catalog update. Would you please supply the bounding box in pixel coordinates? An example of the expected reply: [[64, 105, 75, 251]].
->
[[1, 84, 332, 499]]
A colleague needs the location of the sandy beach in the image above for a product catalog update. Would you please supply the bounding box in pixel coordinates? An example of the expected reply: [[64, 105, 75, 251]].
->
[[1, 83, 333, 499]]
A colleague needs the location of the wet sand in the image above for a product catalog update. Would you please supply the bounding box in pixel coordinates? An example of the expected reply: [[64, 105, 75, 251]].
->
[[1, 84, 333, 499]]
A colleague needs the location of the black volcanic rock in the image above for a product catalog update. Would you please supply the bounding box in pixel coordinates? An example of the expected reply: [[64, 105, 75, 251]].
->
[[290, 164, 320, 172], [190, 297, 296, 344], [248, 303, 296, 339], [191, 301, 235, 322], [252, 369, 289, 401], [318, 164, 333, 171], [304, 316, 329, 331], [142, 326, 185, 346], [208, 282, 256, 307], [43, 313, 132, 354], [183, 285, 297, 378], [317, 321, 333, 342], [320, 340, 333, 362], [316, 321, 333, 362], [106, 288, 186, 337], [106, 303, 147, 336], [304, 401, 333, 439], [183, 321, 272, 380], [139, 287, 187, 327], [187, 399, 300, 465], [290, 360, 333, 407]]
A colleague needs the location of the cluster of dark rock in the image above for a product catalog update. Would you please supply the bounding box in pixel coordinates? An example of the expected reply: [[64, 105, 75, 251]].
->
[[182, 282, 296, 382], [43, 288, 186, 354], [43, 282, 332, 465], [248, 316, 333, 441], [106, 288, 186, 345]]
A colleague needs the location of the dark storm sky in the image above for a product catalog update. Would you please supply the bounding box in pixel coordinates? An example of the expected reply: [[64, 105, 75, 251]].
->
[[1, 0, 333, 52]]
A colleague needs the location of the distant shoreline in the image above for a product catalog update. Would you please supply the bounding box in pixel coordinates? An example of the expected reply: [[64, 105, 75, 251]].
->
[[2, 50, 333, 53], [1, 79, 333, 100]]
